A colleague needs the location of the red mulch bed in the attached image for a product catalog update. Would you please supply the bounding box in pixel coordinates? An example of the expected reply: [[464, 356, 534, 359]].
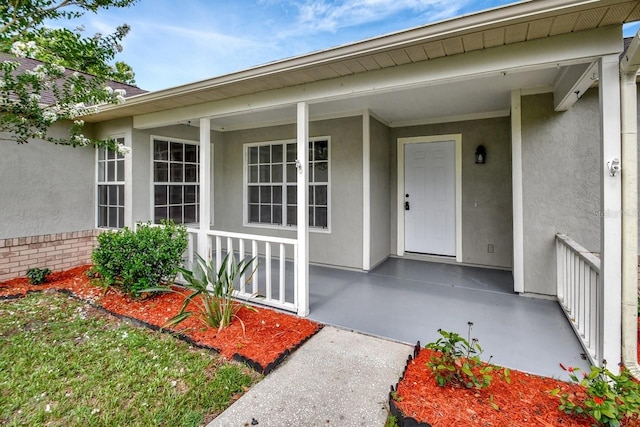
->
[[391, 347, 640, 427], [0, 266, 321, 374]]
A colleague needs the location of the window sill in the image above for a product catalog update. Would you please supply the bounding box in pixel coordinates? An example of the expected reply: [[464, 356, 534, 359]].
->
[[243, 222, 331, 234]]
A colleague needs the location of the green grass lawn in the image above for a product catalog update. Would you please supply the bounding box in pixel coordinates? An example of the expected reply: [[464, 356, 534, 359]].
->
[[0, 291, 261, 426]]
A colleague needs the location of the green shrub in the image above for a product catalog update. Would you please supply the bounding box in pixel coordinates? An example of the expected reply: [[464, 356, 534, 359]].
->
[[26, 267, 51, 285], [91, 220, 188, 296]]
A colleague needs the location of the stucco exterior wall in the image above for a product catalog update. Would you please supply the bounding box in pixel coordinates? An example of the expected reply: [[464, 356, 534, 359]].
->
[[389, 117, 513, 269], [369, 116, 391, 268], [0, 122, 95, 239], [521, 89, 601, 295], [216, 116, 364, 269]]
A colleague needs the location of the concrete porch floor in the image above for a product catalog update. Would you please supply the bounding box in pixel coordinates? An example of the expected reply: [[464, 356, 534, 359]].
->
[[306, 257, 590, 380]]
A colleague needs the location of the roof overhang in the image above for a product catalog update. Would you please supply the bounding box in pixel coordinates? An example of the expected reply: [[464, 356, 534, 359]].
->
[[83, 0, 640, 124]]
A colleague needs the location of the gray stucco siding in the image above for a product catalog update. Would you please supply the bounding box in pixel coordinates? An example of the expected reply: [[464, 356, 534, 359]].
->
[[521, 89, 601, 296], [0, 122, 95, 239], [389, 117, 513, 269], [216, 116, 364, 270]]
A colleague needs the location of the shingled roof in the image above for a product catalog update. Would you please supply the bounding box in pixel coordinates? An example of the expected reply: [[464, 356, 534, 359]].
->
[[0, 52, 147, 105]]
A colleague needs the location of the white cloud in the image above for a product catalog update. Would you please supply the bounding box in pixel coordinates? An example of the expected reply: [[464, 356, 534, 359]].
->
[[276, 0, 473, 34], [88, 19, 115, 36], [149, 23, 264, 49]]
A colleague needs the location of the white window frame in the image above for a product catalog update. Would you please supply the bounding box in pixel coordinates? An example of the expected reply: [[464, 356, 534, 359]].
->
[[150, 135, 202, 226], [243, 136, 331, 233], [96, 136, 126, 229]]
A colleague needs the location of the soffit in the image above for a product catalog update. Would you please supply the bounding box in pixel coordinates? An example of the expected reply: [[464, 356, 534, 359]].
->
[[84, 0, 640, 123]]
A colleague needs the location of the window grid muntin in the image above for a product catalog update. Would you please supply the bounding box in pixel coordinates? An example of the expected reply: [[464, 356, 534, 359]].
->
[[97, 138, 125, 229], [153, 138, 200, 225], [246, 138, 329, 229], [247, 144, 285, 225]]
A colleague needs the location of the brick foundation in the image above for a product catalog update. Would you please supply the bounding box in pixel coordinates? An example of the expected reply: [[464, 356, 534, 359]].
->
[[0, 229, 102, 282]]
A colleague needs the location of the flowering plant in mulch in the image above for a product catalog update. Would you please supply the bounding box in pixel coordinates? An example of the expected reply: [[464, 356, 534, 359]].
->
[[550, 363, 640, 427], [0, 266, 321, 374], [389, 320, 640, 427]]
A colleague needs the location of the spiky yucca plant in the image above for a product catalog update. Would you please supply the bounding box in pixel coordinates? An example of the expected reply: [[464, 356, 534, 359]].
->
[[147, 253, 257, 333]]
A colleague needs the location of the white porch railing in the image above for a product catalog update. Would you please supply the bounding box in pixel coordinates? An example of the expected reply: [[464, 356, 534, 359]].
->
[[186, 228, 298, 313], [555, 233, 602, 366]]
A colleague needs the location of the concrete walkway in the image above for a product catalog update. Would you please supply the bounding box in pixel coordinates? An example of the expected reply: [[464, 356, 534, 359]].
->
[[208, 327, 411, 427]]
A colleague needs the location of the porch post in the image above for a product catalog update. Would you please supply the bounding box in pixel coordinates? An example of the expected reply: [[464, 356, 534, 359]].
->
[[511, 90, 525, 294], [296, 102, 310, 316], [599, 54, 622, 372], [198, 117, 212, 261], [362, 110, 371, 271]]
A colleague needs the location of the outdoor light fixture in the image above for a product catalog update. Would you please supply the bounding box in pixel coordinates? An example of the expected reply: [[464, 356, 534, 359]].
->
[[608, 158, 621, 177], [475, 145, 486, 164]]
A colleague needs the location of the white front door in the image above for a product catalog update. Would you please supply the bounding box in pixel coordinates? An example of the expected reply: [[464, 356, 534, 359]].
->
[[404, 141, 456, 256]]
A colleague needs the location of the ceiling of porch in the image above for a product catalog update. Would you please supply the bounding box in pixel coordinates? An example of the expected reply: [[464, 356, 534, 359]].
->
[[207, 66, 564, 131]]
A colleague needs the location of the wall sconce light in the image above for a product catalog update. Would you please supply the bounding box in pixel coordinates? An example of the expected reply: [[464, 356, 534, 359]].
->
[[607, 158, 621, 177], [475, 145, 486, 164]]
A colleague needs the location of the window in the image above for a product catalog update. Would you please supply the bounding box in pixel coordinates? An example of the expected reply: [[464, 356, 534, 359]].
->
[[152, 138, 200, 224], [246, 138, 329, 229], [97, 138, 125, 229]]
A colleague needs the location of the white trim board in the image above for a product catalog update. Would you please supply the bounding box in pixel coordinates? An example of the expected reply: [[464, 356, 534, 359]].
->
[[389, 110, 510, 128], [362, 110, 371, 271], [396, 134, 462, 262]]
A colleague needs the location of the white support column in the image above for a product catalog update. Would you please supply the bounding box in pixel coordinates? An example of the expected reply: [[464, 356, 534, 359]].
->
[[198, 117, 212, 261], [362, 110, 371, 271], [511, 90, 525, 294], [296, 102, 310, 317], [620, 30, 640, 379], [123, 130, 134, 228], [620, 71, 639, 376], [599, 54, 622, 372]]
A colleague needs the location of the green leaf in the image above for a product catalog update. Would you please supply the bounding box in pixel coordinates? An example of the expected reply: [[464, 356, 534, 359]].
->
[[600, 408, 615, 419], [163, 311, 192, 328], [593, 409, 601, 420]]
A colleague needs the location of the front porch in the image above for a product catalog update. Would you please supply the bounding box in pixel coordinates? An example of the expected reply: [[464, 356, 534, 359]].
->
[[183, 222, 595, 380], [307, 257, 590, 380]]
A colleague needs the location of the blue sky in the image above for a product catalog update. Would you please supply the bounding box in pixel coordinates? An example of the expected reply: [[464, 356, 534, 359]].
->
[[71, 0, 640, 92]]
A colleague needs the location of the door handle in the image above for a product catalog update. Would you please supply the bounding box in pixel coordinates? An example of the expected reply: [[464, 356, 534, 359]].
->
[[405, 201, 410, 211]]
